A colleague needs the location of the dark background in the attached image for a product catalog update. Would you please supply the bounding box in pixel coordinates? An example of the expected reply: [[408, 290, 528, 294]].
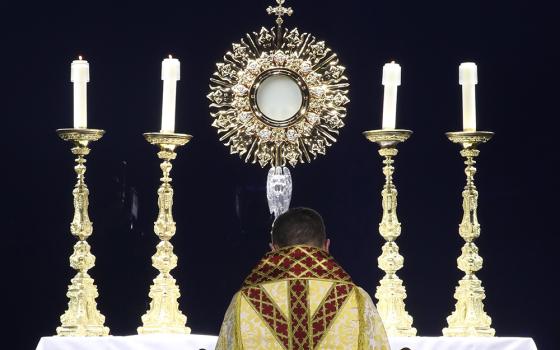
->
[[3, 0, 558, 349]]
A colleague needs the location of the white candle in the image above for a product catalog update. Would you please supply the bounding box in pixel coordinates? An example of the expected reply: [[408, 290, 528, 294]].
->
[[161, 55, 181, 133], [381, 61, 401, 129], [71, 56, 89, 128], [459, 62, 477, 131]]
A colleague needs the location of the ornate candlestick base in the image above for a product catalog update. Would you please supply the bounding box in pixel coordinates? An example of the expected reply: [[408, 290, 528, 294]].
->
[[138, 132, 192, 335], [442, 131, 495, 337], [56, 128, 110, 337], [363, 129, 416, 337]]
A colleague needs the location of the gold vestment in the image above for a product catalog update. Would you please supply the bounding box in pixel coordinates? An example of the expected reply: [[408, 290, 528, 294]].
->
[[216, 245, 390, 350]]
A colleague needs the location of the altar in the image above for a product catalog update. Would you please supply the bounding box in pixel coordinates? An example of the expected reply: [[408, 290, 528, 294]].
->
[[31, 0, 544, 348], [36, 334, 538, 350]]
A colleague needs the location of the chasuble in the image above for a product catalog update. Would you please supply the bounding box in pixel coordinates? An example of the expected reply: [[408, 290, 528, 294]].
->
[[216, 245, 390, 350]]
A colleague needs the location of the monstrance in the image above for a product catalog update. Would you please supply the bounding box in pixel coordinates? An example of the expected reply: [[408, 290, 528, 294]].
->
[[208, 0, 349, 217]]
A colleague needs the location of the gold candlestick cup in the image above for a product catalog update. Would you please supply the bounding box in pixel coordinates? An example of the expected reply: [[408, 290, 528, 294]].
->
[[56, 128, 110, 336], [443, 130, 495, 337], [363, 129, 416, 337], [138, 132, 192, 334]]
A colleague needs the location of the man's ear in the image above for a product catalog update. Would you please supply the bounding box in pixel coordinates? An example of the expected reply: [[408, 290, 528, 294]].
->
[[323, 238, 331, 253]]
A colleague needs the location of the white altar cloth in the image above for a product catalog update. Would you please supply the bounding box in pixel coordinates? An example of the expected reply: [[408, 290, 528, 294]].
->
[[390, 336, 537, 350], [36, 334, 217, 350], [36, 334, 538, 350]]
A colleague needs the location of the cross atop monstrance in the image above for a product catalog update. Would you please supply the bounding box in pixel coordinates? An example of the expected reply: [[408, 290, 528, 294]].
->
[[267, 0, 293, 25]]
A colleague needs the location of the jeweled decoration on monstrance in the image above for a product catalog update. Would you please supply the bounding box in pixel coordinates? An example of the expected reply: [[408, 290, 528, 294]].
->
[[208, 0, 349, 216]]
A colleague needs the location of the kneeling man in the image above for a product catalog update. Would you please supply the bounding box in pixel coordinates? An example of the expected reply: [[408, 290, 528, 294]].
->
[[216, 207, 390, 350]]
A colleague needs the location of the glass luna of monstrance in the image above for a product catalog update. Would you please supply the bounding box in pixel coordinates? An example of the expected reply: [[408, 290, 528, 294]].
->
[[255, 70, 304, 218]]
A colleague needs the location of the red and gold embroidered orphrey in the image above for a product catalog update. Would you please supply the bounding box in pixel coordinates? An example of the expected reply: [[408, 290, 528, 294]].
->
[[242, 245, 353, 287], [311, 283, 353, 346], [289, 280, 310, 349], [241, 245, 355, 350], [242, 286, 290, 348]]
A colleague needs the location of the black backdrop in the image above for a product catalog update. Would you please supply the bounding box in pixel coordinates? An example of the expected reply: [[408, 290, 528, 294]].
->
[[3, 1, 559, 349]]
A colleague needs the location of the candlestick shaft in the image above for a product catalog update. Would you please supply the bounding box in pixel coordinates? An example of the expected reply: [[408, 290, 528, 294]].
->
[[363, 129, 415, 337], [375, 147, 416, 337], [139, 133, 191, 334], [443, 131, 494, 337], [56, 129, 109, 337]]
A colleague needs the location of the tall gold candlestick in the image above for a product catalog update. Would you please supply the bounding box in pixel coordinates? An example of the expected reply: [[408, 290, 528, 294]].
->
[[56, 128, 110, 336], [443, 131, 495, 337], [138, 132, 192, 334], [363, 129, 416, 337]]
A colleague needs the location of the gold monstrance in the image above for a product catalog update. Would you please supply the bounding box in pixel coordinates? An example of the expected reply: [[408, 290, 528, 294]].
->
[[208, 0, 349, 217]]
